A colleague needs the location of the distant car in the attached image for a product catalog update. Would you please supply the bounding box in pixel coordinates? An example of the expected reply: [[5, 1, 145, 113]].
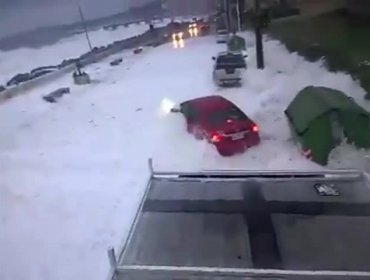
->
[[173, 95, 260, 156], [212, 51, 247, 87], [198, 22, 210, 36], [172, 31, 184, 42], [171, 31, 185, 48], [216, 29, 229, 43], [103, 24, 118, 31], [188, 23, 198, 37], [170, 21, 182, 38]]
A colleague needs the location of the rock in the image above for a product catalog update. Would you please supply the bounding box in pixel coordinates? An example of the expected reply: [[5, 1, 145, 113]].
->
[[0, 85, 5, 92], [42, 87, 70, 103], [43, 95, 57, 103], [110, 58, 123, 66], [133, 47, 143, 54]]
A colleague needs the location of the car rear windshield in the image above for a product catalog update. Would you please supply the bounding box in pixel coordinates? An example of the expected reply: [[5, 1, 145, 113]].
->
[[207, 106, 247, 125], [216, 55, 246, 68]]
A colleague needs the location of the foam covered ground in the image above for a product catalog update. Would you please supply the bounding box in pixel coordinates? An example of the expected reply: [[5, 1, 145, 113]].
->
[[1, 32, 369, 280]]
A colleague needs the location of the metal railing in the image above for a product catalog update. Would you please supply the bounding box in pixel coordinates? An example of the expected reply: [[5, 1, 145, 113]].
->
[[116, 264, 370, 280], [150, 157, 363, 181]]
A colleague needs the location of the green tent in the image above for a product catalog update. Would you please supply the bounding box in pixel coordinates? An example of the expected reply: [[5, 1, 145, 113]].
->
[[227, 34, 246, 52], [285, 86, 370, 165]]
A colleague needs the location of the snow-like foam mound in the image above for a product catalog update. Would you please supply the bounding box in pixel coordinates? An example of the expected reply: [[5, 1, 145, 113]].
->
[[1, 33, 369, 280]]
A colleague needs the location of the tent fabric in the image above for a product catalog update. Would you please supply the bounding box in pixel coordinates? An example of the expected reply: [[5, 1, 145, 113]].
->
[[285, 86, 370, 165], [285, 86, 369, 135]]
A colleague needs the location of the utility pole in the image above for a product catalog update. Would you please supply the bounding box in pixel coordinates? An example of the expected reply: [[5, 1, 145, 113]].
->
[[77, 3, 93, 51], [254, 0, 264, 69], [236, 0, 241, 32], [225, 0, 231, 32]]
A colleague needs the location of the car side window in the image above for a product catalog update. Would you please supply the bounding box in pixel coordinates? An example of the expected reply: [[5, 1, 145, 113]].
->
[[181, 103, 198, 122], [215, 56, 226, 69], [216, 56, 224, 65]]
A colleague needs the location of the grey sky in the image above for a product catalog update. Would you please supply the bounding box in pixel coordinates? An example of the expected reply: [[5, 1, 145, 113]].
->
[[0, 0, 153, 38]]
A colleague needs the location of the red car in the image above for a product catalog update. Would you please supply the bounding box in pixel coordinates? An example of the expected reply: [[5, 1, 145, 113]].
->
[[175, 95, 260, 156]]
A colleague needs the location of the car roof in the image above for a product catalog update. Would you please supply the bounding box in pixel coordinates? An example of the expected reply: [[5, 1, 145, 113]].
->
[[182, 95, 234, 111]]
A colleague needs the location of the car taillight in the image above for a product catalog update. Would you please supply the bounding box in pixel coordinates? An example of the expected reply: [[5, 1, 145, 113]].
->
[[252, 125, 259, 133], [211, 133, 221, 143]]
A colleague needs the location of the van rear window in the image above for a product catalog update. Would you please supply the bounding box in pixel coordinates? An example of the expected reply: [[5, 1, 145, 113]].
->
[[217, 55, 246, 68]]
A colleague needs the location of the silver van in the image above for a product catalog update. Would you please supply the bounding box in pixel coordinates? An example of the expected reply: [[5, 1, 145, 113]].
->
[[212, 51, 247, 87]]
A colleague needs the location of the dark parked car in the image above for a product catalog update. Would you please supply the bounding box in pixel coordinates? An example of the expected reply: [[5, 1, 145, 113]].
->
[[173, 95, 260, 156]]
